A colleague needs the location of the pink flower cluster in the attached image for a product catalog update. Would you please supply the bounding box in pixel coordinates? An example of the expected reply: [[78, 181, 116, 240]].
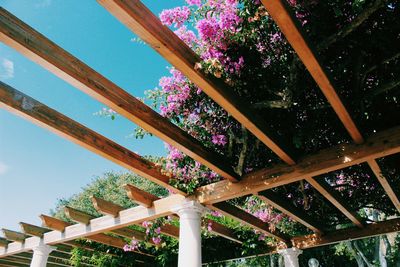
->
[[159, 6, 191, 28]]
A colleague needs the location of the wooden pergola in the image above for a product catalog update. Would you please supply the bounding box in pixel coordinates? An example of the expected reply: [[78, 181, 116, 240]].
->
[[0, 0, 399, 266]]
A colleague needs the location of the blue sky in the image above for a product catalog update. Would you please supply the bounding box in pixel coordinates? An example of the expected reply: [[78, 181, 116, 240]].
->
[[0, 0, 185, 232]]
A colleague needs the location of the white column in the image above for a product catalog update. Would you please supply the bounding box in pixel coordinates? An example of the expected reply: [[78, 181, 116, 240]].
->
[[278, 248, 303, 267], [30, 244, 56, 267], [172, 200, 205, 267]]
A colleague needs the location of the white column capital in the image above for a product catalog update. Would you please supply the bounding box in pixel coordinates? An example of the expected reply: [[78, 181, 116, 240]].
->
[[278, 247, 303, 267], [172, 200, 206, 217], [278, 247, 303, 257], [32, 244, 57, 256]]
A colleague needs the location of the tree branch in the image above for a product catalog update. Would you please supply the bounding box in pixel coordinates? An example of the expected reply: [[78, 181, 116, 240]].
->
[[318, 0, 387, 50], [364, 78, 400, 99]]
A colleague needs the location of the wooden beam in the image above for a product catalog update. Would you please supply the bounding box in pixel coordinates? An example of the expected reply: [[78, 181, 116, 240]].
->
[[0, 259, 28, 267], [212, 202, 288, 243], [0, 239, 9, 248], [19, 222, 50, 237], [292, 217, 400, 249], [1, 195, 183, 257], [196, 126, 400, 204], [124, 184, 159, 208], [91, 196, 123, 217], [203, 219, 242, 244], [0, 81, 182, 195], [305, 177, 364, 228], [40, 215, 71, 232], [90, 197, 148, 241], [0, 7, 239, 183], [1, 231, 27, 243], [257, 191, 324, 233], [64, 207, 92, 225], [97, 0, 296, 165], [260, 0, 363, 144], [124, 184, 243, 242], [64, 206, 148, 241], [367, 159, 400, 213]]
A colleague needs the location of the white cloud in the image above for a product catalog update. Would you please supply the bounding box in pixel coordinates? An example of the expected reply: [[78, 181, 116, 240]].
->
[[0, 58, 14, 80], [0, 162, 9, 175]]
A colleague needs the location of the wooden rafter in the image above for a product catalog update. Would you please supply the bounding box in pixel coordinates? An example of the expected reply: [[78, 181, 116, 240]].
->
[[123, 184, 244, 243], [260, 0, 363, 144], [91, 196, 123, 217], [305, 177, 364, 227], [1, 231, 27, 243], [367, 159, 400, 213], [97, 0, 296, 165], [212, 202, 288, 243], [124, 184, 159, 208], [90, 196, 178, 239], [63, 207, 149, 241], [19, 223, 50, 238], [1, 195, 183, 257], [0, 239, 9, 248], [292, 217, 400, 249], [257, 190, 324, 233], [0, 81, 182, 195], [0, 7, 239, 182], [196, 126, 400, 204], [203, 219, 242, 244]]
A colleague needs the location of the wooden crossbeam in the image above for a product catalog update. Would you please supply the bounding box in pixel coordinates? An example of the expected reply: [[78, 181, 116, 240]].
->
[[91, 194, 179, 239], [203, 219, 242, 244], [19, 222, 50, 238], [292, 217, 400, 249], [1, 231, 27, 243], [257, 191, 324, 233], [0, 195, 183, 257], [91, 196, 123, 217], [196, 126, 400, 204], [0, 259, 28, 267], [0, 239, 9, 248], [6, 255, 70, 267], [367, 159, 400, 213], [305, 177, 364, 227], [64, 207, 92, 225], [0, 7, 239, 182], [212, 202, 288, 243], [260, 0, 363, 144], [63, 207, 148, 241], [0, 81, 182, 195], [42, 214, 129, 248], [124, 184, 159, 208], [39, 215, 70, 232], [124, 184, 244, 243], [97, 0, 296, 165]]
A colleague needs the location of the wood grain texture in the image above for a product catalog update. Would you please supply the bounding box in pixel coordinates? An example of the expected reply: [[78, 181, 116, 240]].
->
[[305, 177, 364, 227], [292, 218, 400, 249], [367, 159, 400, 213], [1, 231, 27, 243], [91, 196, 124, 217], [0, 239, 9, 248], [196, 126, 400, 204], [212, 202, 288, 243], [97, 0, 296, 165], [0, 7, 239, 182], [19, 223, 50, 238], [124, 184, 159, 208], [258, 191, 323, 233], [0, 81, 182, 194], [261, 0, 363, 144], [40, 215, 71, 232]]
